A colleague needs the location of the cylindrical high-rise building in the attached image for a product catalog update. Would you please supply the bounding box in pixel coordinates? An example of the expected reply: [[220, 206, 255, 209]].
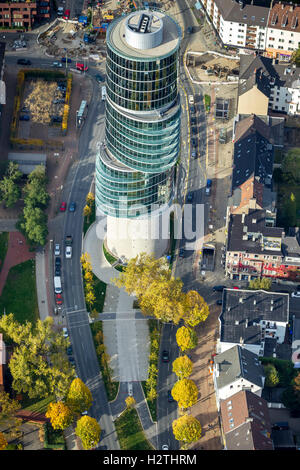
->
[[96, 9, 181, 260]]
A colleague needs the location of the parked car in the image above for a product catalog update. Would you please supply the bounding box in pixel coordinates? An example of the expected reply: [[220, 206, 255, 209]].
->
[[69, 202, 76, 212], [162, 350, 169, 362], [65, 246, 72, 259], [55, 293, 63, 305], [191, 117, 197, 126], [55, 265, 61, 276], [191, 148, 197, 158], [191, 137, 197, 147], [17, 58, 31, 65], [51, 116, 63, 123], [53, 98, 65, 104], [187, 26, 193, 34], [190, 105, 196, 114], [68, 356, 75, 365], [212, 285, 226, 292], [191, 127, 197, 135], [67, 346, 73, 356], [187, 191, 193, 203], [19, 115, 30, 121], [60, 202, 67, 212], [55, 256, 61, 267], [52, 61, 63, 68], [54, 243, 60, 256], [61, 57, 72, 63], [291, 291, 300, 298], [63, 9, 70, 20], [95, 73, 105, 83], [167, 390, 174, 402]]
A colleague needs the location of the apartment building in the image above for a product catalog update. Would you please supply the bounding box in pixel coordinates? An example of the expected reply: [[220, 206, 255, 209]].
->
[[0, 1, 50, 30], [218, 288, 289, 356], [238, 54, 300, 115], [201, 0, 300, 58]]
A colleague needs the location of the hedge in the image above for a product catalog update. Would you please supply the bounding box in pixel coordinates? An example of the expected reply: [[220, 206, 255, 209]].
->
[[43, 422, 66, 450]]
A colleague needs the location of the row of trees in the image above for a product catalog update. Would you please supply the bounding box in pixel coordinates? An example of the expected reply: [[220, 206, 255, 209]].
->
[[0, 162, 22, 208], [81, 252, 96, 313], [113, 253, 210, 326], [113, 253, 207, 448]]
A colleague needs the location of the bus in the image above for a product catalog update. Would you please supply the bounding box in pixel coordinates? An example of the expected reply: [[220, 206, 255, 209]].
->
[[101, 86, 106, 101]]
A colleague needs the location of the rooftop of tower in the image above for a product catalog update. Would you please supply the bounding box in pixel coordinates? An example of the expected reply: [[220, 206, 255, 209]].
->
[[107, 10, 181, 59]]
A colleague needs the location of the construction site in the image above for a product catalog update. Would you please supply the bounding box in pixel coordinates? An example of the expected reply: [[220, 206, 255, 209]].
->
[[39, 0, 139, 60], [187, 52, 240, 83]]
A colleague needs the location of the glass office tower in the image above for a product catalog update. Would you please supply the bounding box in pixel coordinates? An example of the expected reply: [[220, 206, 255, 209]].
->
[[96, 10, 181, 259]]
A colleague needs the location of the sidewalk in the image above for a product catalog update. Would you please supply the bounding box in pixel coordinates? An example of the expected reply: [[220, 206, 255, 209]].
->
[[83, 220, 150, 383]]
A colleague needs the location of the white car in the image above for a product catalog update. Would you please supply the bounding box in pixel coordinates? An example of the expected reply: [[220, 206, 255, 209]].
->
[[52, 61, 62, 68], [291, 292, 300, 298], [65, 246, 72, 259], [162, 444, 169, 450], [54, 243, 60, 256], [63, 327, 68, 338]]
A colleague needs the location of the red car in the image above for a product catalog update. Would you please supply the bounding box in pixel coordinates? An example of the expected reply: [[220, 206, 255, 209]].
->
[[55, 294, 63, 305], [63, 9, 70, 20], [76, 62, 88, 72], [60, 202, 67, 212]]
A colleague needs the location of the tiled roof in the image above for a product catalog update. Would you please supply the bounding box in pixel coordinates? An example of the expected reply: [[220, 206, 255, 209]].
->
[[214, 0, 270, 27], [215, 345, 264, 390], [225, 420, 274, 450], [268, 1, 300, 33]]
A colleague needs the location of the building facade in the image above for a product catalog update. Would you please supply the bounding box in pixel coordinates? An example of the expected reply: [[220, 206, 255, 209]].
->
[[96, 10, 182, 259], [201, 0, 300, 59], [0, 1, 50, 30]]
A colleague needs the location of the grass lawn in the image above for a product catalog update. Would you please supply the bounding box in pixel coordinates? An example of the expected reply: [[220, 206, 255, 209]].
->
[[92, 273, 107, 313], [0, 232, 8, 271], [204, 94, 211, 112], [102, 243, 125, 272], [277, 183, 300, 228], [115, 408, 154, 450], [20, 394, 55, 414], [0, 259, 38, 324]]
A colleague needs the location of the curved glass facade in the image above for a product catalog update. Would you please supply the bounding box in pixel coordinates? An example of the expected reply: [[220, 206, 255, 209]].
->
[[96, 10, 181, 219]]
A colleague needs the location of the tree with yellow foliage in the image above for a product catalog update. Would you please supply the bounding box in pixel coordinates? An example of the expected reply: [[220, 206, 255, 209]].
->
[[172, 414, 202, 446], [86, 192, 95, 206], [172, 355, 193, 380], [83, 204, 92, 220], [66, 378, 93, 415], [0, 432, 8, 450], [183, 290, 209, 327], [171, 378, 198, 409], [176, 326, 198, 352], [75, 415, 101, 450], [46, 401, 73, 430], [113, 253, 170, 298], [125, 396, 136, 409]]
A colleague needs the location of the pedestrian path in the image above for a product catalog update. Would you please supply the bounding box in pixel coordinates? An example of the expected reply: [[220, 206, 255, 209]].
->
[[83, 219, 150, 382]]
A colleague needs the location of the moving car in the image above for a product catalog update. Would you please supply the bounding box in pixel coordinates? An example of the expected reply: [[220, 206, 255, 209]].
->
[[205, 179, 212, 196], [69, 202, 76, 212], [67, 346, 73, 356], [65, 246, 72, 259], [179, 248, 185, 258], [162, 350, 169, 362], [61, 57, 72, 63], [60, 202, 67, 212], [52, 61, 63, 68], [191, 148, 197, 158], [76, 62, 88, 72], [167, 390, 174, 402], [55, 265, 61, 276], [19, 115, 30, 121], [17, 58, 31, 65], [212, 285, 226, 292], [191, 127, 197, 135], [55, 256, 61, 267], [63, 327, 68, 338]]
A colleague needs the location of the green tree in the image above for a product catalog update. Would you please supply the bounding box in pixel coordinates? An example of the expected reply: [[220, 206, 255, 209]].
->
[[264, 364, 280, 388], [248, 277, 272, 291], [0, 162, 22, 208], [183, 290, 210, 327], [0, 314, 74, 399]]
